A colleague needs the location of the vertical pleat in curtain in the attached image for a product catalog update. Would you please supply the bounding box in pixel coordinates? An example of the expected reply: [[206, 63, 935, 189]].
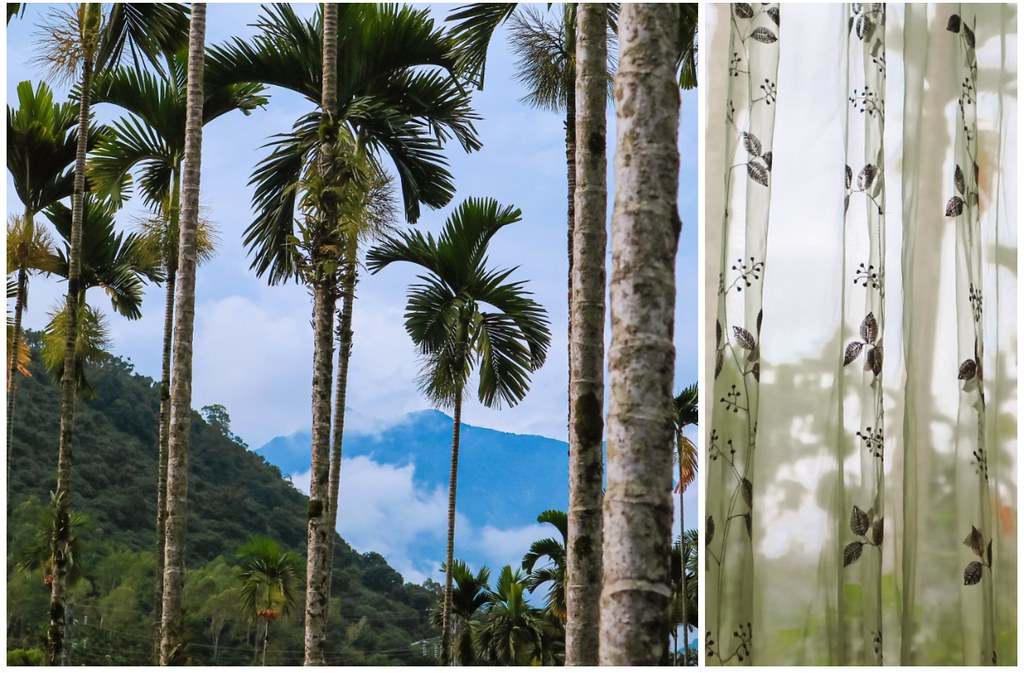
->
[[704, 3, 1017, 666]]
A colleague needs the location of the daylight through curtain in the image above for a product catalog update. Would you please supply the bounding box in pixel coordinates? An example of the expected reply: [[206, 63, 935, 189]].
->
[[704, 4, 1017, 665]]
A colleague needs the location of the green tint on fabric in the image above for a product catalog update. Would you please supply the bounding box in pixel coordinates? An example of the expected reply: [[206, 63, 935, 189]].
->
[[704, 3, 1017, 666]]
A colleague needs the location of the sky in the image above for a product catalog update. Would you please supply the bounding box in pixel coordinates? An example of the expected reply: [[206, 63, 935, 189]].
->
[[6, 3, 699, 582]]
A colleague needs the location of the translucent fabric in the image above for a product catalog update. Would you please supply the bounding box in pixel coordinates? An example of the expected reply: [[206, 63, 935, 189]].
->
[[704, 4, 1017, 665]]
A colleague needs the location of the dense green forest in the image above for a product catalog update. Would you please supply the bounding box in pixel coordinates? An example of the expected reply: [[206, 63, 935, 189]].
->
[[7, 333, 439, 665]]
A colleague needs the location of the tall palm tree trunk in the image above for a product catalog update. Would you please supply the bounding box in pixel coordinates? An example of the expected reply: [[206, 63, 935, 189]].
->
[[441, 392, 464, 666], [47, 6, 98, 657], [325, 241, 357, 576], [679, 471, 690, 665], [600, 3, 681, 665], [304, 278, 336, 664], [154, 172, 180, 662], [8, 250, 28, 484], [566, 3, 605, 665], [153, 260, 175, 660], [303, 4, 338, 665], [160, 3, 206, 663]]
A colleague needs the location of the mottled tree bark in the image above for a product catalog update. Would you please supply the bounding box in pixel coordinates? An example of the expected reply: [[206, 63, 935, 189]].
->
[[159, 3, 205, 664], [600, 3, 681, 666], [303, 5, 338, 664], [47, 4, 98, 659], [566, 3, 606, 666], [153, 170, 179, 663], [441, 392, 463, 666], [325, 239, 356, 583]]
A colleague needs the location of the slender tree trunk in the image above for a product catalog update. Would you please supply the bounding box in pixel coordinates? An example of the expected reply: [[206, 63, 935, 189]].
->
[[7, 259, 28, 487], [566, 3, 606, 666], [304, 4, 338, 665], [600, 3, 681, 665], [47, 9, 97, 657], [261, 621, 269, 666], [154, 171, 180, 663], [325, 240, 356, 579], [160, 4, 206, 663], [304, 278, 336, 665], [441, 392, 463, 666], [680, 457, 690, 665]]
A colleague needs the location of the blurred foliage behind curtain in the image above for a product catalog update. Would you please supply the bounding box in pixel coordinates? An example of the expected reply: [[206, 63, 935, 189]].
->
[[704, 3, 1017, 665]]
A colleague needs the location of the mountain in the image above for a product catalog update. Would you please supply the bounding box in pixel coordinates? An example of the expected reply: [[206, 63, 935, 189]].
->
[[257, 409, 571, 534], [7, 333, 438, 665]]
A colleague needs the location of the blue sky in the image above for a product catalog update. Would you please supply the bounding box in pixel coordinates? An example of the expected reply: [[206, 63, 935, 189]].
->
[[6, 3, 699, 579]]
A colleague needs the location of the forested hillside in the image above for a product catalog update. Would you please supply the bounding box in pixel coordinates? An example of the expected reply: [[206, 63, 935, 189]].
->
[[7, 333, 439, 665]]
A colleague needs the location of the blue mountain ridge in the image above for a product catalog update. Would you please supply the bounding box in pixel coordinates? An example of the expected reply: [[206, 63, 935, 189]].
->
[[256, 409, 570, 533]]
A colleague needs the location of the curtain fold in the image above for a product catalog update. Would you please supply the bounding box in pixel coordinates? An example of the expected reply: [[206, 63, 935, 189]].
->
[[704, 3, 1017, 666]]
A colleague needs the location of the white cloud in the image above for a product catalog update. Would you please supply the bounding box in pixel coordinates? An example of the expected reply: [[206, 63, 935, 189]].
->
[[288, 455, 565, 586]]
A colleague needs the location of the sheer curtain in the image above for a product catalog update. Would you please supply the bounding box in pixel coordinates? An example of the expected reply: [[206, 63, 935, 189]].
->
[[704, 4, 1016, 665]]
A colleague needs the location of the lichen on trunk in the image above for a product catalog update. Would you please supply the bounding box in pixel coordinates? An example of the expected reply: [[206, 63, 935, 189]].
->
[[600, 3, 682, 666]]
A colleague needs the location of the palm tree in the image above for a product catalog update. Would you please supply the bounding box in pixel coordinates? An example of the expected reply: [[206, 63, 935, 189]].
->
[[6, 215, 58, 463], [160, 2, 206, 663], [600, 4, 683, 665], [475, 565, 550, 665], [33, 3, 189, 662], [207, 6, 480, 660], [670, 530, 698, 665], [6, 79, 94, 463], [16, 491, 89, 589], [367, 197, 551, 665], [430, 559, 491, 665], [674, 382, 698, 664], [521, 509, 568, 623], [446, 8, 618, 661], [40, 195, 160, 397], [237, 536, 303, 666], [86, 45, 261, 653]]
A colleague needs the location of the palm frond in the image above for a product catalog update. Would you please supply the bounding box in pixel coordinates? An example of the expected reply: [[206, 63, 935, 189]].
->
[[446, 3, 518, 88]]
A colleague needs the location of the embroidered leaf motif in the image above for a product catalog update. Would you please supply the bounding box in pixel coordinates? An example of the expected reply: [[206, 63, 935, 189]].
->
[[963, 23, 975, 49], [855, 14, 873, 40], [987, 540, 992, 566], [742, 132, 762, 157], [866, 346, 883, 376], [741, 478, 753, 509], [946, 195, 964, 217], [750, 27, 778, 44], [733, 326, 756, 350], [767, 6, 780, 26], [844, 541, 864, 567], [743, 513, 752, 538], [860, 313, 878, 343], [715, 351, 723, 379], [748, 162, 769, 187], [964, 561, 984, 585], [734, 3, 753, 19], [706, 515, 715, 546], [858, 164, 876, 191], [756, 309, 763, 334], [762, 151, 773, 171], [959, 359, 978, 381], [716, 319, 722, 346], [870, 518, 884, 546], [844, 341, 864, 366], [955, 164, 966, 195], [752, 362, 760, 382], [845, 164, 853, 190], [844, 194, 850, 214], [947, 14, 961, 33], [850, 506, 870, 536], [964, 526, 985, 557]]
